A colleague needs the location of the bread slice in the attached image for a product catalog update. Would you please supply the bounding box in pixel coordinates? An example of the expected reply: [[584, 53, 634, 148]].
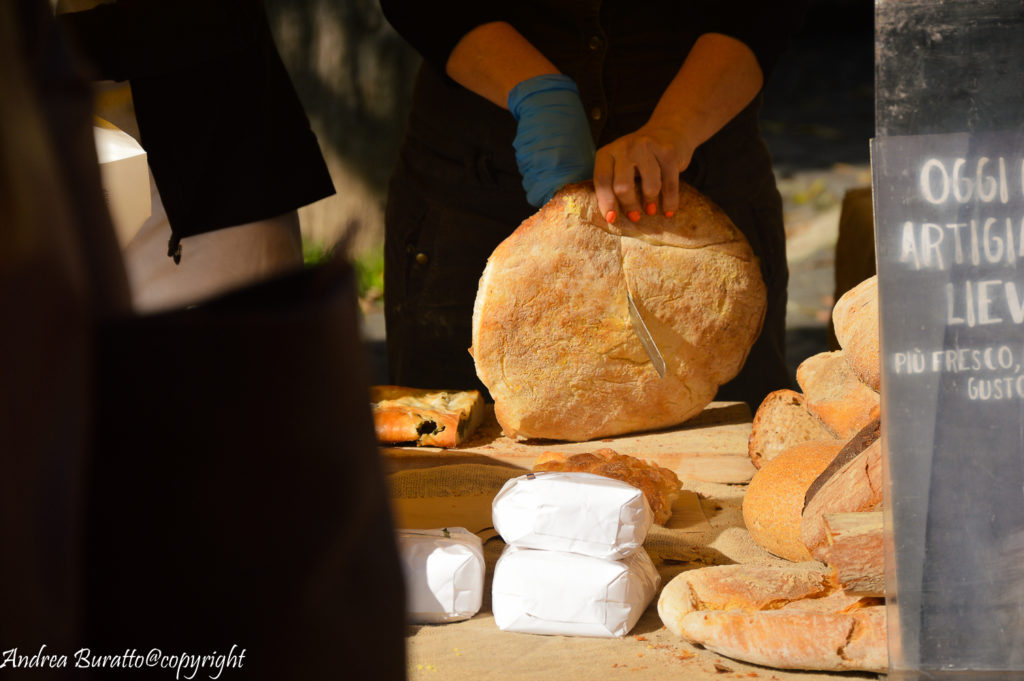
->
[[471, 182, 766, 441], [742, 440, 843, 562], [833, 275, 880, 391], [370, 385, 485, 448], [532, 449, 681, 524], [796, 351, 879, 440], [658, 563, 886, 673], [748, 389, 839, 469]]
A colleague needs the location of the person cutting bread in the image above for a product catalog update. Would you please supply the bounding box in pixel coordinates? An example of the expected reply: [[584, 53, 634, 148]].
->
[[380, 1, 807, 410]]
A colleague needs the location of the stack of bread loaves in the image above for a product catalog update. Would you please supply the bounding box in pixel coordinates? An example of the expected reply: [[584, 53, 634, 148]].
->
[[658, 275, 887, 673], [490, 471, 661, 637]]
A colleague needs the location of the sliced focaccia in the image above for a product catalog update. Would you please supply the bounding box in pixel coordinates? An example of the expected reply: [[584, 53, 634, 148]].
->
[[370, 385, 485, 448]]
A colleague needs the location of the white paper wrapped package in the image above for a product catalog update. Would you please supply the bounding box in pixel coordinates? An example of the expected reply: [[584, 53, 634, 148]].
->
[[491, 545, 661, 637], [491, 472, 652, 559], [396, 528, 485, 623], [93, 118, 150, 248]]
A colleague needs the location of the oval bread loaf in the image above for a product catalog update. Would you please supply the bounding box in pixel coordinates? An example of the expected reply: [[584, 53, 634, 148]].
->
[[742, 439, 843, 562]]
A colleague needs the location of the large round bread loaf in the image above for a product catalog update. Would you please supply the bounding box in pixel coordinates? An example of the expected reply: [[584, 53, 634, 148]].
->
[[471, 182, 766, 441]]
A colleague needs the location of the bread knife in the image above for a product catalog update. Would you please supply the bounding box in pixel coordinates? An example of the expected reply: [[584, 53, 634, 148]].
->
[[620, 237, 667, 378]]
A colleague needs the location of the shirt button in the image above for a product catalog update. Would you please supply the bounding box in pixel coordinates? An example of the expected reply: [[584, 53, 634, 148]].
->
[[415, 252, 429, 265], [588, 35, 604, 51], [590, 107, 603, 121]]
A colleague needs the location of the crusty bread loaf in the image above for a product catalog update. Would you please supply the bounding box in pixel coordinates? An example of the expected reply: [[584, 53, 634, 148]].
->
[[471, 182, 766, 441], [658, 563, 886, 673], [748, 389, 839, 469], [532, 449, 680, 524], [742, 440, 843, 561], [833, 275, 880, 391], [679, 605, 887, 673], [658, 563, 834, 629], [796, 351, 879, 440]]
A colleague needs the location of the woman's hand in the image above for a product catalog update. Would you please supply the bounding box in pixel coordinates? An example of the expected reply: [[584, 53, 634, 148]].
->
[[593, 124, 697, 222], [594, 33, 764, 223]]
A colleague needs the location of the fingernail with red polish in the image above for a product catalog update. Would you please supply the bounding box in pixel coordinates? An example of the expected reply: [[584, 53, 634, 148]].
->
[[645, 202, 657, 216], [627, 210, 641, 222], [605, 210, 617, 223], [664, 210, 675, 218]]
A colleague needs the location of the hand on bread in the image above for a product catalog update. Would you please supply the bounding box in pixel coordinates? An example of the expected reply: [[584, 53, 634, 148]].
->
[[593, 123, 695, 223]]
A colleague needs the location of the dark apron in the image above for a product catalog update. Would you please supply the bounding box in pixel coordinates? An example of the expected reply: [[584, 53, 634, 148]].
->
[[385, 5, 791, 408]]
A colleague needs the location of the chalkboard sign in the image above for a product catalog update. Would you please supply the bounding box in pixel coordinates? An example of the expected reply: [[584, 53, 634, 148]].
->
[[875, 1, 1024, 677], [874, 130, 1024, 678]]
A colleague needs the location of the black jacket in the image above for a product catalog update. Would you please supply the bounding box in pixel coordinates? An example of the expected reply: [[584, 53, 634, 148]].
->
[[58, 0, 334, 243]]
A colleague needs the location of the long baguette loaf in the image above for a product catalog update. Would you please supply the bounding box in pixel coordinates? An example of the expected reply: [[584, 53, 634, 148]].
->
[[658, 563, 886, 673], [680, 606, 886, 673]]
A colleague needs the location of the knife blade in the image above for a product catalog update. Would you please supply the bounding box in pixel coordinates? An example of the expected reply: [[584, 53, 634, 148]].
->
[[620, 237, 667, 378]]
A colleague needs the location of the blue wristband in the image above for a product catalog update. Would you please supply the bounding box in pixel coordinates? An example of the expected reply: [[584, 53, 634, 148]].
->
[[508, 74, 595, 207]]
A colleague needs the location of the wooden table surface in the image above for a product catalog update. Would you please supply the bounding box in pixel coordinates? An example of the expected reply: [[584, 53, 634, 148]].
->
[[380, 401, 756, 485]]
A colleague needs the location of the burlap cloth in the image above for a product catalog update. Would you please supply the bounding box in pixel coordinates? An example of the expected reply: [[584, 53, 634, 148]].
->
[[388, 464, 881, 681]]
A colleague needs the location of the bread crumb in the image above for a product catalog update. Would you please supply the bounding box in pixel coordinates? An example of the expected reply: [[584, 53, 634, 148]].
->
[[714, 662, 733, 673]]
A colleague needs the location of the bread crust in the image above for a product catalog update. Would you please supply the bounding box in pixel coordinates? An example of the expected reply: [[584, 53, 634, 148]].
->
[[472, 182, 766, 441], [796, 351, 879, 440], [678, 607, 886, 673], [658, 563, 886, 673], [802, 437, 883, 556], [370, 385, 485, 448], [742, 440, 843, 561], [833, 275, 880, 391], [748, 389, 839, 469], [532, 448, 681, 524]]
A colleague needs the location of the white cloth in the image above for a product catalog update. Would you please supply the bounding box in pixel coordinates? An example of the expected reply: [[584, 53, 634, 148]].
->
[[123, 177, 303, 313]]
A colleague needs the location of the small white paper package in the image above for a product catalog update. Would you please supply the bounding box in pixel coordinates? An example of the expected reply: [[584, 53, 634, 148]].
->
[[491, 545, 661, 637], [491, 472, 653, 560], [396, 528, 485, 624]]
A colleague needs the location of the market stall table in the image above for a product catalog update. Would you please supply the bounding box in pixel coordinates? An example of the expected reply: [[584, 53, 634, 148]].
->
[[382, 402, 883, 681]]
